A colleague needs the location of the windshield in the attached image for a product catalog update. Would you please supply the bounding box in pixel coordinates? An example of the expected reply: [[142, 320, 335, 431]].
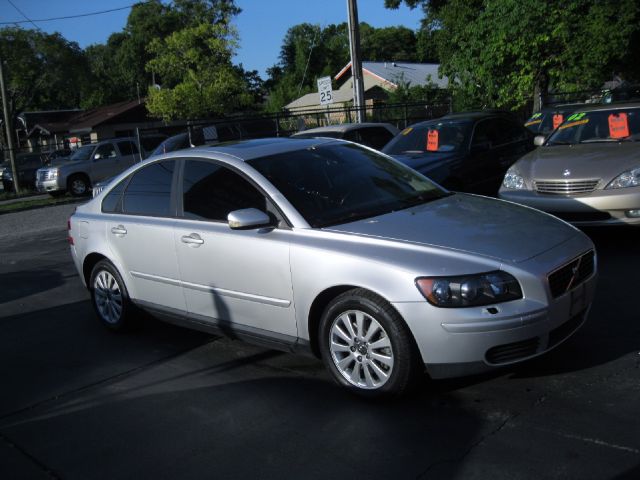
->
[[248, 143, 448, 228], [383, 121, 471, 155], [546, 107, 640, 145], [69, 145, 95, 162], [525, 109, 575, 135]]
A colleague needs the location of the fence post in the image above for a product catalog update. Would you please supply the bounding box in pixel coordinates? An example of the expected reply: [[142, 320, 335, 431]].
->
[[403, 104, 408, 129], [275, 112, 280, 137]]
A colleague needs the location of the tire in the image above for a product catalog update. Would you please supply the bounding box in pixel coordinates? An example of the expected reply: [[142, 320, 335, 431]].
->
[[89, 260, 135, 332], [319, 288, 421, 398], [68, 174, 90, 196]]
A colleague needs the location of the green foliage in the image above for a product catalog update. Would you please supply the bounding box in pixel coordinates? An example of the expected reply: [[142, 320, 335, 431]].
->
[[145, 23, 250, 120], [0, 27, 90, 114], [387, 0, 640, 111], [266, 22, 425, 111]]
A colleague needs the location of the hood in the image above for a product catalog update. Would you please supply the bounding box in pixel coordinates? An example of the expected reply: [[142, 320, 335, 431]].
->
[[325, 193, 578, 263], [515, 143, 640, 183], [389, 151, 461, 173]]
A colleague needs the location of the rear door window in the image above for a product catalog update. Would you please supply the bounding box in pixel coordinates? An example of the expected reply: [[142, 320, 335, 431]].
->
[[122, 160, 176, 217]]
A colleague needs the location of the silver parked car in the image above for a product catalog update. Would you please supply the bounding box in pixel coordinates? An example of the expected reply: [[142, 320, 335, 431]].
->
[[500, 103, 640, 225], [291, 122, 399, 150], [69, 138, 597, 397], [36, 137, 144, 196]]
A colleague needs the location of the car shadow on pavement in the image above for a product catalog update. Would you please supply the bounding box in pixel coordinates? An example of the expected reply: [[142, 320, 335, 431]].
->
[[0, 269, 64, 304]]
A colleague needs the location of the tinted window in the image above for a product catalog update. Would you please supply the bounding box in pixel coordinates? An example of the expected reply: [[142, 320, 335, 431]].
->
[[547, 107, 640, 145], [101, 177, 128, 213], [117, 141, 139, 156], [182, 160, 266, 221], [94, 143, 117, 159], [122, 160, 175, 216], [357, 127, 395, 150], [249, 144, 447, 228], [384, 121, 472, 154]]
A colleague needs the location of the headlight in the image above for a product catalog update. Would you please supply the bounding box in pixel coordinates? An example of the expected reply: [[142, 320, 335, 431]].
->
[[49, 169, 59, 179], [502, 167, 525, 189], [606, 167, 640, 189], [416, 271, 522, 308]]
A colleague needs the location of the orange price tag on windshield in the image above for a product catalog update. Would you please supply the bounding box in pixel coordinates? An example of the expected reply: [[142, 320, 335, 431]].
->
[[552, 114, 563, 129], [427, 129, 439, 151], [609, 113, 629, 138]]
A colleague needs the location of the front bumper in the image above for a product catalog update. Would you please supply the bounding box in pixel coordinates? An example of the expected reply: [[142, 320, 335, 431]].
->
[[393, 234, 597, 379], [499, 186, 640, 226], [36, 178, 64, 193]]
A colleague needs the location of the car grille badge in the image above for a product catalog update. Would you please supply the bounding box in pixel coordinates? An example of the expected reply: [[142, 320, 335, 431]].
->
[[563, 169, 571, 177]]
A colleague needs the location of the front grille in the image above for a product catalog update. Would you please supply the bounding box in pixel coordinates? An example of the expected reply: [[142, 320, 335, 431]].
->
[[486, 337, 540, 365], [37, 170, 56, 182], [548, 250, 595, 298], [548, 310, 586, 348], [534, 179, 600, 195]]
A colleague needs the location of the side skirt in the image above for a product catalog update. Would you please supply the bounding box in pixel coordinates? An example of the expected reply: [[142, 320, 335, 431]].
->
[[134, 300, 314, 357]]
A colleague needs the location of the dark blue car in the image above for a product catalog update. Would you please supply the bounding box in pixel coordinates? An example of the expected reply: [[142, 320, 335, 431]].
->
[[383, 111, 535, 196]]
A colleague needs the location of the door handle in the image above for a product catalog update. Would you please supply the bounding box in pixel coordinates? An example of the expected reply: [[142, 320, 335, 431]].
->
[[111, 225, 127, 236], [181, 233, 204, 246]]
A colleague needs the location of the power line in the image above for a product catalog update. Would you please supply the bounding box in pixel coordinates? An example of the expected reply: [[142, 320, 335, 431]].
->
[[6, 0, 41, 31], [0, 2, 149, 25]]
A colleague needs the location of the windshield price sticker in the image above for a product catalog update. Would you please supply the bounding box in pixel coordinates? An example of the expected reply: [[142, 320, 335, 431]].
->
[[552, 114, 564, 129], [401, 127, 413, 136], [427, 130, 439, 151], [524, 119, 542, 126], [566, 112, 586, 122], [608, 112, 630, 138], [559, 119, 589, 130]]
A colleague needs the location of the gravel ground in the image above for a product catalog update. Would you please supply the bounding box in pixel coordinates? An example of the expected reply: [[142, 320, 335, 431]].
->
[[0, 203, 81, 242]]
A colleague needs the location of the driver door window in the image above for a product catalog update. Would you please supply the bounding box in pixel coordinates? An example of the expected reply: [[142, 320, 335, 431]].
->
[[94, 143, 116, 160]]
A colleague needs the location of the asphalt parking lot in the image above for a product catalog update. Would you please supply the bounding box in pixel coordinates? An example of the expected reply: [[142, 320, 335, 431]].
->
[[1, 204, 639, 479]]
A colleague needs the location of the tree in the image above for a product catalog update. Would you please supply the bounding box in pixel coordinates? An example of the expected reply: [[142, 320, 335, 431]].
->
[[145, 23, 250, 120], [385, 0, 640, 111], [0, 27, 92, 151], [265, 22, 422, 111]]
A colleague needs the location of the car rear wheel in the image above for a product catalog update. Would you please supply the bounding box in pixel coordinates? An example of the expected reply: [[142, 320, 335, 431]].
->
[[89, 260, 135, 331], [68, 174, 90, 196], [319, 288, 421, 398]]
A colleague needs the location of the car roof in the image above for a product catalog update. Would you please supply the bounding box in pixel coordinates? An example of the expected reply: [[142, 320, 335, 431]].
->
[[561, 101, 640, 113], [292, 123, 395, 135], [189, 137, 337, 161], [440, 110, 516, 121]]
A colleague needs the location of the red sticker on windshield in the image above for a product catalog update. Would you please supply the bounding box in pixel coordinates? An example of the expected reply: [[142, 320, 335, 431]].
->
[[609, 113, 629, 138], [552, 114, 563, 129], [427, 130, 439, 151]]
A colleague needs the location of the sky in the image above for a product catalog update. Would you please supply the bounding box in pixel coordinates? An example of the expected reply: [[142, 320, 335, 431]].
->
[[0, 0, 423, 78]]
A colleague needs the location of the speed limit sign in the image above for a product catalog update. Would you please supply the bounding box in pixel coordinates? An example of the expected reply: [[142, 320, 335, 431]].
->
[[317, 76, 333, 106]]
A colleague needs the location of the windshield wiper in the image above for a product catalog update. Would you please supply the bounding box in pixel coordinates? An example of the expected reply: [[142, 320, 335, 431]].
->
[[579, 138, 619, 144], [547, 141, 573, 146]]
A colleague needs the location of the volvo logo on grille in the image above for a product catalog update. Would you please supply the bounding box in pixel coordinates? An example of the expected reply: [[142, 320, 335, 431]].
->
[[566, 257, 582, 292], [563, 169, 571, 177]]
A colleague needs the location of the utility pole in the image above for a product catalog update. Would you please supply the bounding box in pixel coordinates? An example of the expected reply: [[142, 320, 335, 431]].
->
[[0, 58, 19, 194], [347, 0, 365, 123]]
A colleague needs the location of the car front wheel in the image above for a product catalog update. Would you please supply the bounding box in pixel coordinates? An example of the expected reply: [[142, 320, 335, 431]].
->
[[68, 174, 90, 196], [319, 288, 421, 398], [89, 260, 135, 331]]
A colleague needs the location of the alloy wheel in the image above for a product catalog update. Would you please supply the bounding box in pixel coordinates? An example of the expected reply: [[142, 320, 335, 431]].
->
[[93, 270, 123, 324], [329, 309, 394, 389]]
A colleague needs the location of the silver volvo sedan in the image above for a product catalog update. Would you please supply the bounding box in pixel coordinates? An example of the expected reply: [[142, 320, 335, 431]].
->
[[69, 138, 597, 397], [500, 103, 640, 225]]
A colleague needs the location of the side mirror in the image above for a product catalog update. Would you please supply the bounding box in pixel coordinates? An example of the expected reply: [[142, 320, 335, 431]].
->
[[533, 135, 546, 147], [228, 208, 272, 230]]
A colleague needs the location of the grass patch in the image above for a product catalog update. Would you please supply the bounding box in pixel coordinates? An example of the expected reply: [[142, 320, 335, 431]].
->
[[0, 195, 80, 214]]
